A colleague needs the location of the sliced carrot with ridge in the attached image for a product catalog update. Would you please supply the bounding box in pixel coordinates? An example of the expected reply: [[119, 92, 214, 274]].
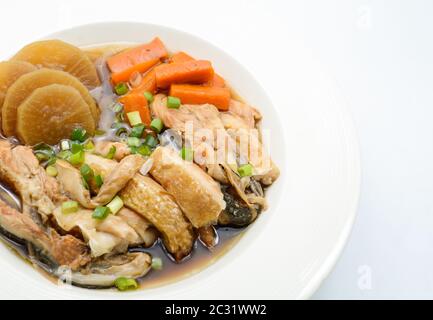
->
[[155, 60, 214, 89], [119, 93, 151, 126], [110, 58, 159, 84]]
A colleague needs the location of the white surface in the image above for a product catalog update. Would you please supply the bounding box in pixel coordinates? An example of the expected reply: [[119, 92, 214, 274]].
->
[[0, 21, 359, 299], [0, 0, 429, 299]]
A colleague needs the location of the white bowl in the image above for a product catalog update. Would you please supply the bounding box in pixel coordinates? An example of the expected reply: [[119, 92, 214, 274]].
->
[[0, 22, 360, 299]]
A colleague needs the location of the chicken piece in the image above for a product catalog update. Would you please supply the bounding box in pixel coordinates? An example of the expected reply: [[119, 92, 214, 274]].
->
[[55, 155, 144, 208], [117, 208, 158, 247], [0, 199, 89, 270], [0, 140, 63, 218], [94, 141, 131, 161], [150, 146, 225, 228], [84, 153, 194, 260], [120, 174, 194, 261], [198, 225, 218, 248], [227, 99, 261, 129]]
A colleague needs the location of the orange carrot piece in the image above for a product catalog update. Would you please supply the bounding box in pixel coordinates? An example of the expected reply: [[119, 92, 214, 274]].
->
[[119, 93, 151, 126], [155, 60, 214, 89], [170, 84, 231, 111], [107, 37, 168, 73], [130, 68, 157, 95], [110, 58, 159, 84], [169, 52, 225, 88]]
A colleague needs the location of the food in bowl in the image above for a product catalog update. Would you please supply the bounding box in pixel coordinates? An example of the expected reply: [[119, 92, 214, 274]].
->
[[0, 37, 279, 290]]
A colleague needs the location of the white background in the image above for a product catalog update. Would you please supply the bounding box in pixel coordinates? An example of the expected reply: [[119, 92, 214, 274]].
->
[[0, 0, 432, 299]]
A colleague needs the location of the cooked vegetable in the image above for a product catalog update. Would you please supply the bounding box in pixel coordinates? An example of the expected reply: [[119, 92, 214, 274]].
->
[[143, 91, 154, 103], [107, 37, 167, 74], [121, 94, 151, 126], [111, 58, 159, 85], [69, 150, 85, 166], [106, 145, 117, 159], [2, 69, 99, 137], [167, 96, 181, 109], [106, 196, 124, 215], [62, 201, 79, 214], [170, 51, 225, 88], [130, 124, 145, 138], [151, 257, 163, 270], [94, 175, 104, 188], [114, 82, 129, 95], [71, 142, 84, 154], [144, 135, 158, 148], [80, 164, 94, 181], [46, 165, 58, 177], [155, 60, 214, 88], [71, 128, 88, 142], [114, 277, 138, 291], [16, 84, 95, 145], [61, 140, 71, 151], [169, 84, 231, 111], [150, 118, 163, 133], [12, 40, 100, 88], [127, 137, 141, 147], [130, 69, 158, 96], [92, 206, 111, 220], [238, 164, 253, 177]]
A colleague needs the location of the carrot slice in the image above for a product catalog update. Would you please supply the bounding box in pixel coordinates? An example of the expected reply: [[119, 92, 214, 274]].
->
[[155, 60, 214, 89], [119, 93, 151, 126], [110, 58, 159, 84], [169, 52, 225, 88], [170, 84, 231, 111]]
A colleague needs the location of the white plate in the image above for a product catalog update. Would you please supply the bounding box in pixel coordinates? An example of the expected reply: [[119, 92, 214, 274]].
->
[[0, 22, 360, 299]]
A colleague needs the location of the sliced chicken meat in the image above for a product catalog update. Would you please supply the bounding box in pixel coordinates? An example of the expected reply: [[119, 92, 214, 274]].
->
[[150, 146, 226, 228], [0, 199, 89, 270], [94, 140, 131, 161]]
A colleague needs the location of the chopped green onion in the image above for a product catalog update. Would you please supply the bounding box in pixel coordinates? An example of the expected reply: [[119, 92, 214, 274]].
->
[[92, 206, 111, 220], [84, 140, 95, 151], [46, 157, 57, 166], [150, 118, 163, 133], [106, 196, 123, 215], [151, 257, 163, 270], [144, 135, 158, 148], [71, 142, 84, 154], [80, 164, 94, 182], [35, 151, 51, 162], [180, 147, 194, 161], [57, 150, 72, 160], [127, 137, 141, 147], [94, 175, 103, 188], [237, 164, 253, 177], [143, 91, 154, 103], [114, 277, 138, 291], [167, 96, 181, 109], [106, 146, 116, 159], [137, 144, 151, 156], [126, 111, 142, 126], [114, 82, 129, 96], [95, 129, 106, 136], [115, 127, 128, 137], [71, 128, 87, 142], [46, 165, 58, 177], [82, 176, 89, 190], [62, 201, 78, 214], [130, 124, 145, 138], [69, 150, 85, 165], [112, 103, 123, 113], [60, 140, 70, 151]]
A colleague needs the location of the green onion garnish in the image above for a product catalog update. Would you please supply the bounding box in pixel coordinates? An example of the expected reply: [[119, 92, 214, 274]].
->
[[84, 140, 95, 151], [57, 150, 72, 160], [150, 118, 163, 133], [114, 277, 138, 291], [62, 201, 78, 214], [144, 135, 158, 148], [126, 111, 142, 126], [69, 150, 85, 165], [137, 144, 151, 156], [71, 128, 87, 142], [114, 82, 129, 96], [112, 103, 123, 113], [106, 146, 116, 159], [60, 140, 70, 151], [71, 142, 83, 154], [143, 91, 154, 103], [127, 137, 141, 147], [106, 196, 123, 215], [46, 165, 58, 177], [95, 129, 106, 136], [130, 124, 145, 138], [167, 96, 181, 109], [237, 164, 253, 177], [80, 164, 94, 182], [180, 147, 194, 161], [46, 157, 57, 166], [151, 257, 163, 270], [94, 175, 103, 188], [92, 206, 111, 220]]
